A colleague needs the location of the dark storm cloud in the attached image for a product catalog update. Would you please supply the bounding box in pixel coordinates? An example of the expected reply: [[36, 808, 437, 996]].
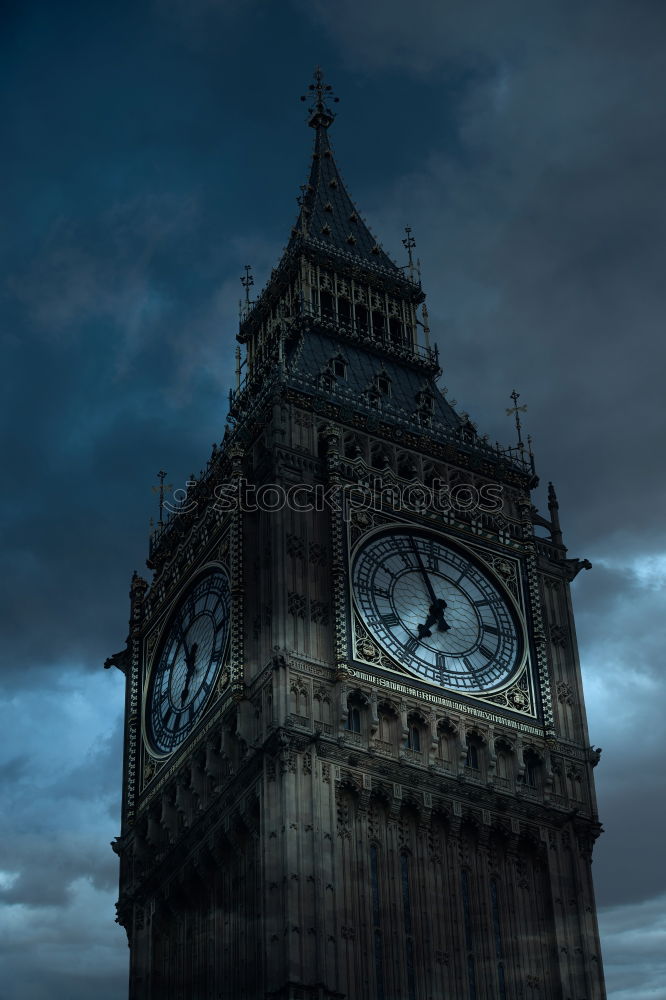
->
[[300, 1, 666, 994], [1, 0, 663, 997]]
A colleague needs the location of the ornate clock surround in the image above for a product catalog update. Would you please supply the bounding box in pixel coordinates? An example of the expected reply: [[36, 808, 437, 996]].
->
[[346, 509, 540, 722]]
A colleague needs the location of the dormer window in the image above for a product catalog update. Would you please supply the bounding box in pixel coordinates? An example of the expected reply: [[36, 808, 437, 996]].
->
[[375, 373, 391, 396], [331, 355, 347, 378], [417, 389, 434, 414]]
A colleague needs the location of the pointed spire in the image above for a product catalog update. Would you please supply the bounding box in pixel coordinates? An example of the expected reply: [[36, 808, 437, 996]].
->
[[291, 69, 402, 274]]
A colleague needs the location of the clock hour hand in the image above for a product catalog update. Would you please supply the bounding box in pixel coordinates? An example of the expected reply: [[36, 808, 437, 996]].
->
[[180, 641, 199, 704], [417, 598, 451, 638]]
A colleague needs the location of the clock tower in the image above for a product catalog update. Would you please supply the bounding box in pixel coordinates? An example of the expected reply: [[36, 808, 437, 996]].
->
[[108, 70, 606, 999]]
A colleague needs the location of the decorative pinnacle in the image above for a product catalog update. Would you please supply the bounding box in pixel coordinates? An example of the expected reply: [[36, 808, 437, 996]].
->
[[241, 264, 254, 304], [240, 264, 254, 320], [301, 67, 339, 129], [402, 226, 418, 282], [506, 389, 528, 450], [151, 470, 173, 526]]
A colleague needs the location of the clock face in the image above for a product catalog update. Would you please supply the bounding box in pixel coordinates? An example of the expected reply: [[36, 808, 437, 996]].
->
[[352, 529, 522, 692], [146, 569, 230, 756]]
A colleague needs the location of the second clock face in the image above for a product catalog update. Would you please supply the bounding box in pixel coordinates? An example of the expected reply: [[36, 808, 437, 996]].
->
[[352, 529, 522, 692], [146, 569, 230, 756]]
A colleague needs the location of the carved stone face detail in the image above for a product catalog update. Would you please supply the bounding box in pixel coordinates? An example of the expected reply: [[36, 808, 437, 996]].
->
[[352, 529, 522, 692]]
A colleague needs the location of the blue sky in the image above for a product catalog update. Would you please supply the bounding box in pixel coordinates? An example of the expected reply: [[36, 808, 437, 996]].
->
[[1, 1, 665, 997]]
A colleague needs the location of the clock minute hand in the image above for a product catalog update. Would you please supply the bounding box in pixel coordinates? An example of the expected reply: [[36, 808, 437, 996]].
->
[[408, 537, 451, 637], [409, 536, 438, 605]]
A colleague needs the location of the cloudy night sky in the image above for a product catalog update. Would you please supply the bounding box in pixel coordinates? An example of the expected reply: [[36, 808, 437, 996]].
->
[[1, 0, 665, 997]]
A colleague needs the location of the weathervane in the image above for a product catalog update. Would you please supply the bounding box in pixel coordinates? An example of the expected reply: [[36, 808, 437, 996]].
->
[[301, 66, 339, 129], [152, 470, 173, 526], [506, 390, 529, 463], [402, 226, 418, 283], [240, 264, 254, 321]]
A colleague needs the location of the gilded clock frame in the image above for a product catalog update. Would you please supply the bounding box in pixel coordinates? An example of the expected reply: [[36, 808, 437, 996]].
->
[[347, 513, 538, 720], [140, 559, 233, 766]]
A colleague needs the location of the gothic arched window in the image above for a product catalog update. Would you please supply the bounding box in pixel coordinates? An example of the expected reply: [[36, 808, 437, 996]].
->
[[494, 738, 514, 788], [376, 702, 399, 753], [437, 721, 457, 769], [345, 691, 367, 735], [407, 724, 421, 752], [406, 712, 426, 754], [346, 705, 361, 733], [524, 749, 542, 789]]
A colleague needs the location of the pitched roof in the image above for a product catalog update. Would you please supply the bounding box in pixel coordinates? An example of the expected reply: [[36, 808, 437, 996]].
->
[[286, 329, 463, 432], [288, 122, 402, 275]]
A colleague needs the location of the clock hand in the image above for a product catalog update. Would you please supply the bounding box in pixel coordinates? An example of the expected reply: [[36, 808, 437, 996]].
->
[[417, 599, 451, 638], [180, 641, 199, 704], [176, 622, 192, 668], [409, 538, 451, 636], [409, 536, 438, 605]]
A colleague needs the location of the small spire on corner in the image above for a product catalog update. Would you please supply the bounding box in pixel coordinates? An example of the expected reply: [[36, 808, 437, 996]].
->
[[402, 226, 418, 282], [300, 67, 339, 129], [506, 389, 528, 462], [240, 264, 254, 321], [151, 470, 173, 526], [548, 482, 563, 544]]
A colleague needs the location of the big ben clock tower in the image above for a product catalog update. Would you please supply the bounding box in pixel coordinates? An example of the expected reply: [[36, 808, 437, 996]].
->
[[107, 70, 606, 999]]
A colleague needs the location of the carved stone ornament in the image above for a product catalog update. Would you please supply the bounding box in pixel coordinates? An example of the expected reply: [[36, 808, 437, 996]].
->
[[482, 668, 534, 716], [556, 680, 575, 705], [354, 618, 394, 671], [142, 753, 163, 788], [550, 623, 569, 647]]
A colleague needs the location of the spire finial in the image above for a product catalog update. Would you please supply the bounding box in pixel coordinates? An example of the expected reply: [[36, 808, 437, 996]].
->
[[240, 264, 254, 319], [506, 389, 529, 462], [151, 470, 173, 526], [402, 226, 418, 282], [300, 67, 339, 129]]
